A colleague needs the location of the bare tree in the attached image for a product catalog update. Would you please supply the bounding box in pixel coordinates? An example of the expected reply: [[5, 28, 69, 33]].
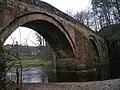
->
[[35, 32, 45, 46], [74, 10, 93, 28]]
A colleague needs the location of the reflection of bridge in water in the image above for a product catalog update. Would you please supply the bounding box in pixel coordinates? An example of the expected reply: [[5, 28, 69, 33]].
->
[[0, 0, 110, 85]]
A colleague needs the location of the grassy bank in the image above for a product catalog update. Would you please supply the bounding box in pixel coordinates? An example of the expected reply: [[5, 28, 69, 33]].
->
[[22, 59, 52, 68], [9, 59, 52, 68]]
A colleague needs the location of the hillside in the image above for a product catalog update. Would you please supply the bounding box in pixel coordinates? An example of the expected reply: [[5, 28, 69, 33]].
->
[[98, 24, 120, 78], [98, 24, 120, 40]]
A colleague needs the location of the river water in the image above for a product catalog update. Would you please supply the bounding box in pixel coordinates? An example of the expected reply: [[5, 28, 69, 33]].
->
[[7, 67, 49, 83], [7, 67, 85, 83]]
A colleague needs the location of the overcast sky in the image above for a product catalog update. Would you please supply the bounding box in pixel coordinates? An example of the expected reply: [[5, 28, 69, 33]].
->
[[41, 0, 91, 12], [4, 0, 91, 46]]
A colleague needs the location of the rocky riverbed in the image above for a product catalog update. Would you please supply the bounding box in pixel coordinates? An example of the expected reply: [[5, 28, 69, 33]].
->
[[23, 78, 120, 90]]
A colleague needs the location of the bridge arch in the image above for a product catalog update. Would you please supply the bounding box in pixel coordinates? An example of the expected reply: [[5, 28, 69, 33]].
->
[[88, 36, 101, 80], [0, 12, 75, 58], [88, 35, 100, 63]]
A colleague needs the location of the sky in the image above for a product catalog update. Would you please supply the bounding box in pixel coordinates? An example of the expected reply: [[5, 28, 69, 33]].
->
[[41, 0, 91, 12], [4, 0, 91, 46]]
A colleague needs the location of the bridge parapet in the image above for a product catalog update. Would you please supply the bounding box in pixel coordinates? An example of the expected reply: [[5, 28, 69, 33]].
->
[[0, 0, 93, 33]]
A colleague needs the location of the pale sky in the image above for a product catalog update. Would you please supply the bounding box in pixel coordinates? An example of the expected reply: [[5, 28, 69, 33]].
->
[[4, 0, 91, 46], [41, 0, 91, 12]]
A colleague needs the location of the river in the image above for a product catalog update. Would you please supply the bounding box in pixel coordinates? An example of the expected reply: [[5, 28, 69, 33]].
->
[[7, 67, 50, 83]]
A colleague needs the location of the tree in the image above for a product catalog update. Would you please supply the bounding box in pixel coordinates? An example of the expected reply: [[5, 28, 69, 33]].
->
[[91, 0, 120, 29], [35, 33, 44, 46], [0, 50, 19, 90], [74, 10, 92, 27], [0, 0, 7, 10]]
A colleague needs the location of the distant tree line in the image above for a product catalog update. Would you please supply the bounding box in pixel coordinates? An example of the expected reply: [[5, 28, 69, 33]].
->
[[67, 0, 120, 32]]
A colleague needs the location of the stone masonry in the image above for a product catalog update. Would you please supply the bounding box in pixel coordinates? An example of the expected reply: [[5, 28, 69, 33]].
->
[[0, 0, 110, 80]]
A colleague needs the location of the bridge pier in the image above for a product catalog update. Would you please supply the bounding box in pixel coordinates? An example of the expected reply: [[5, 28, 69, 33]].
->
[[55, 57, 110, 82]]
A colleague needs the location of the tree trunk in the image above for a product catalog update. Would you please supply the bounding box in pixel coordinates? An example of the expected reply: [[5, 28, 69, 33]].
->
[[115, 0, 120, 22], [0, 40, 6, 90]]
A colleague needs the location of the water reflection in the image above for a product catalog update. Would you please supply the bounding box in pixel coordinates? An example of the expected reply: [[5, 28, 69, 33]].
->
[[7, 67, 88, 83], [7, 67, 48, 83]]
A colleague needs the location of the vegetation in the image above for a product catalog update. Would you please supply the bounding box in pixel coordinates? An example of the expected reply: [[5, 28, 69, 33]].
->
[[66, 0, 120, 32], [98, 24, 120, 78], [9, 59, 52, 68], [0, 0, 7, 10], [0, 53, 19, 90]]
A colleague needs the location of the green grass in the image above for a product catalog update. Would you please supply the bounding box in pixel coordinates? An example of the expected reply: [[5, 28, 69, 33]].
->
[[8, 59, 52, 68], [22, 59, 52, 68]]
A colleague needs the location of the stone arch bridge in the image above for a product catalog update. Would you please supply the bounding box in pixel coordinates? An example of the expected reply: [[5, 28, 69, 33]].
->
[[0, 0, 109, 81]]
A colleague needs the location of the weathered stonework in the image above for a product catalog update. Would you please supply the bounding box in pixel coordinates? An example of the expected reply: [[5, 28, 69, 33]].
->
[[0, 0, 109, 81]]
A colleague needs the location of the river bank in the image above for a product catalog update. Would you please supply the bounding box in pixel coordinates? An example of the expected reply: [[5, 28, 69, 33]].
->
[[22, 78, 120, 90]]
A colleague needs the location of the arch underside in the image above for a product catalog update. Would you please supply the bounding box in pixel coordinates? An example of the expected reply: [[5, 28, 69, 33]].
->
[[22, 20, 74, 58], [89, 38, 99, 64], [0, 13, 75, 59], [89, 38, 101, 80]]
